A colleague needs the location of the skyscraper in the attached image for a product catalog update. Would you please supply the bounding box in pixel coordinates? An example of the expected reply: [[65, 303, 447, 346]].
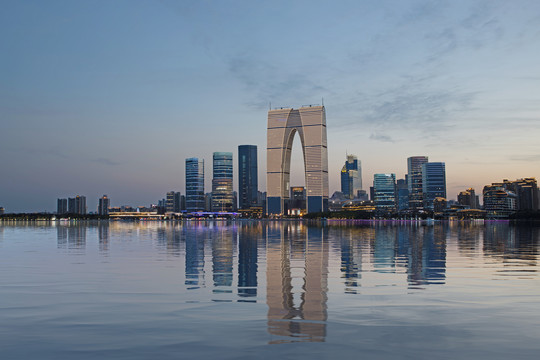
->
[[57, 198, 68, 214], [458, 188, 478, 209], [212, 152, 233, 212], [238, 145, 258, 209], [340, 154, 362, 199], [68, 195, 86, 214], [373, 173, 397, 212], [166, 191, 181, 212], [98, 195, 110, 215], [186, 158, 205, 212], [407, 156, 428, 210], [422, 162, 446, 210], [267, 105, 328, 215]]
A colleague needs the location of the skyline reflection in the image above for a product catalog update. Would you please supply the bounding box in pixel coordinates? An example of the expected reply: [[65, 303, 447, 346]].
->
[[34, 220, 540, 343]]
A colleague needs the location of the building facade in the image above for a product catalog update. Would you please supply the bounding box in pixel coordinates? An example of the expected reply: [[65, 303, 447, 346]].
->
[[67, 195, 86, 214], [340, 154, 362, 199], [407, 156, 428, 210], [458, 188, 478, 209], [98, 195, 110, 215], [422, 162, 446, 210], [483, 184, 517, 218], [212, 152, 234, 212], [238, 145, 258, 209], [267, 106, 329, 215], [166, 191, 181, 212], [186, 158, 205, 212], [373, 174, 397, 212], [57, 198, 68, 214]]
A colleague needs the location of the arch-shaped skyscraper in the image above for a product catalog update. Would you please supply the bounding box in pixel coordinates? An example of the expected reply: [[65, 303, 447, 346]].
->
[[267, 106, 328, 215]]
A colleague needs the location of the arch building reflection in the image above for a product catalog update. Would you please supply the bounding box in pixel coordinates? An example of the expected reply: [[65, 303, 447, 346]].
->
[[265, 222, 329, 343]]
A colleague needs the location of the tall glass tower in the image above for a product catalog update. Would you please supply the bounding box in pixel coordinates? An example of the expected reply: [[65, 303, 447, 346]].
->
[[422, 162, 446, 210], [340, 154, 362, 199], [186, 158, 205, 212], [238, 145, 258, 209], [407, 156, 428, 210], [373, 173, 397, 212], [212, 152, 233, 212]]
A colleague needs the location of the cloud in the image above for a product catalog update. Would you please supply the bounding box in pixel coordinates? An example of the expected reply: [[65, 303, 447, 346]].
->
[[228, 55, 330, 110], [91, 157, 122, 166], [508, 155, 540, 162], [369, 133, 394, 143]]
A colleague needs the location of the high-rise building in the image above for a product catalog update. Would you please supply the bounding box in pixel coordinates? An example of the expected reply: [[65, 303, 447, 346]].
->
[[212, 152, 233, 212], [407, 156, 428, 210], [166, 191, 181, 213], [98, 195, 110, 215], [267, 106, 328, 215], [0, 207, 5, 215], [503, 178, 539, 211], [238, 145, 258, 209], [396, 178, 409, 211], [483, 184, 517, 218], [458, 188, 478, 209], [186, 158, 205, 212], [340, 154, 362, 199], [57, 198, 68, 214], [68, 195, 86, 214], [422, 162, 446, 210], [373, 174, 397, 212]]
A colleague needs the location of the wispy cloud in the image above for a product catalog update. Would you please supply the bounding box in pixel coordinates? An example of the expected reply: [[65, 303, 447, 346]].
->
[[509, 154, 540, 162], [91, 157, 122, 166], [369, 133, 394, 143]]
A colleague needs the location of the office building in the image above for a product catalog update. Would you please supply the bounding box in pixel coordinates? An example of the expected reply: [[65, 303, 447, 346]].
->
[[212, 152, 233, 212], [238, 145, 258, 209], [407, 156, 428, 210], [67, 195, 86, 214], [458, 188, 478, 209], [483, 184, 517, 218], [503, 178, 539, 211], [186, 158, 205, 212], [166, 191, 181, 213], [396, 178, 409, 211], [57, 198, 68, 214], [373, 174, 397, 212], [340, 154, 362, 199], [0, 207, 4, 215], [267, 105, 328, 214], [422, 162, 446, 210], [98, 195, 110, 215]]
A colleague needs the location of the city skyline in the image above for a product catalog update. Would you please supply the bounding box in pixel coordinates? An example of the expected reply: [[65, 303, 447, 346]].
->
[[2, 1, 540, 212]]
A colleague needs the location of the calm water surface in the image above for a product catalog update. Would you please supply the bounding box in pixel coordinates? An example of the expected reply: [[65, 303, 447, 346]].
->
[[1, 221, 539, 359]]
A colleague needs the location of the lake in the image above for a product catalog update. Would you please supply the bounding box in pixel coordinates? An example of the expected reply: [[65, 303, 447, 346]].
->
[[1, 220, 539, 359]]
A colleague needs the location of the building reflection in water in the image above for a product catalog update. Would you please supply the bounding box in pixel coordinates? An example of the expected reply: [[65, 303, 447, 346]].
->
[[402, 225, 447, 288], [238, 222, 260, 300], [57, 223, 87, 251], [212, 225, 235, 293], [265, 222, 328, 343], [185, 224, 206, 289], [483, 223, 539, 275], [98, 222, 109, 253]]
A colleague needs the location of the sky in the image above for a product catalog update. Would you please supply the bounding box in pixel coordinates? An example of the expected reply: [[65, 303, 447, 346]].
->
[[1, 0, 540, 212]]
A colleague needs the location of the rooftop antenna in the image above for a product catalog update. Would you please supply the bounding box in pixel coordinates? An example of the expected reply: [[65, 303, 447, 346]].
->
[[322, 97, 324, 106], [269, 101, 271, 110]]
